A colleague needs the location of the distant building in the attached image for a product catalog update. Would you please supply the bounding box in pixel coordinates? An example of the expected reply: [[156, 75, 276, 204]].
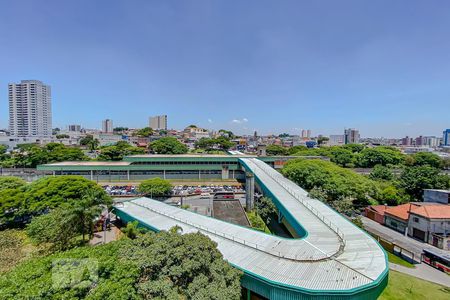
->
[[401, 136, 413, 146], [301, 129, 311, 138], [68, 124, 81, 132], [344, 128, 359, 144], [443, 129, 450, 146], [183, 125, 210, 140], [9, 80, 52, 137], [102, 119, 113, 133], [149, 115, 168, 130], [415, 136, 425, 146], [329, 135, 345, 146], [423, 136, 440, 148]]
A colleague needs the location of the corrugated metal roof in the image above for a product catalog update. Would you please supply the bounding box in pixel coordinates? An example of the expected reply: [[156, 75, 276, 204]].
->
[[114, 158, 387, 292]]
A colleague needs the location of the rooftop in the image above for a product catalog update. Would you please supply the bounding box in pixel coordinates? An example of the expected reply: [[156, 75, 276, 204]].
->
[[44, 161, 131, 166]]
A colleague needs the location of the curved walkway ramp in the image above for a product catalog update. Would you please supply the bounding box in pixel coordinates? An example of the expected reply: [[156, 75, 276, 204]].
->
[[114, 158, 388, 299]]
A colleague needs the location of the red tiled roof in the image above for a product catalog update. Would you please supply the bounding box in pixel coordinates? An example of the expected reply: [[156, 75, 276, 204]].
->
[[410, 205, 450, 219], [368, 205, 388, 215], [384, 203, 419, 221]]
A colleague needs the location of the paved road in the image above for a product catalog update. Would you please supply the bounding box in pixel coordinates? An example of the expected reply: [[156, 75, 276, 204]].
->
[[390, 263, 450, 287], [361, 216, 450, 261]]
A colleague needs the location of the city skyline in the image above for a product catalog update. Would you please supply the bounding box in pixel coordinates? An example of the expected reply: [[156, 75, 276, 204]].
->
[[1, 1, 450, 137]]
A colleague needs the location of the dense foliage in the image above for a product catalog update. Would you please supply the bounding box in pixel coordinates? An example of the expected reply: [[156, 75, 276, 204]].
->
[[79, 135, 100, 151], [149, 137, 188, 154], [399, 166, 450, 201], [0, 231, 242, 299], [0, 176, 110, 227], [195, 136, 235, 151], [266, 145, 289, 156], [0, 143, 88, 168], [98, 141, 145, 160], [0, 177, 26, 192], [133, 127, 153, 137], [282, 159, 380, 208], [138, 178, 172, 197]]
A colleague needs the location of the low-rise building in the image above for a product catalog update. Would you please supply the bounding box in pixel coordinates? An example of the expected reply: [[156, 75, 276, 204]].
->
[[424, 189, 450, 204], [365, 205, 388, 224], [407, 205, 450, 250]]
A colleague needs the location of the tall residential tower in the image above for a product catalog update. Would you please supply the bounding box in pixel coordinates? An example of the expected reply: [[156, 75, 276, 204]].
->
[[8, 80, 52, 137], [149, 115, 167, 130]]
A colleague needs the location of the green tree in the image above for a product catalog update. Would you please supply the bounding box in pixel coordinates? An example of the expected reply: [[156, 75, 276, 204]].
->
[[0, 144, 7, 155], [317, 136, 329, 146], [369, 165, 394, 181], [26, 206, 81, 251], [330, 147, 354, 167], [0, 231, 242, 299], [134, 127, 153, 137], [138, 178, 172, 197], [79, 134, 100, 151], [266, 145, 289, 156], [255, 196, 277, 225], [149, 137, 188, 154], [356, 147, 404, 168], [0, 176, 110, 227], [55, 134, 70, 139], [399, 166, 450, 201], [342, 144, 365, 153], [0, 177, 26, 192], [412, 152, 443, 169], [282, 159, 379, 208], [98, 141, 145, 160]]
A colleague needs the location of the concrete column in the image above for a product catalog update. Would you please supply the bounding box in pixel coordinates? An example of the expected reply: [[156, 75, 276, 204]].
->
[[222, 165, 229, 179], [163, 169, 166, 179], [127, 170, 130, 181], [199, 170, 201, 180], [245, 172, 255, 211], [53, 171, 56, 177], [90, 170, 93, 180]]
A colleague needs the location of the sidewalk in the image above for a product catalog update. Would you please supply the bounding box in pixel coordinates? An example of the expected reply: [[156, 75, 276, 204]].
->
[[89, 226, 119, 246], [390, 263, 450, 287]]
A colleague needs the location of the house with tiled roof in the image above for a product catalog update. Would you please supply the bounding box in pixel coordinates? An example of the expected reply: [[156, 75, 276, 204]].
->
[[384, 203, 419, 234], [407, 204, 450, 250]]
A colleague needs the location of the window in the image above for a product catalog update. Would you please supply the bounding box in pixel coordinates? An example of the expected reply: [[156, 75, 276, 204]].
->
[[413, 217, 419, 223]]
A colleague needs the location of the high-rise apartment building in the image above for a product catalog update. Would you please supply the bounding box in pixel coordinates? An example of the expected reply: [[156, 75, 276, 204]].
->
[[301, 129, 312, 139], [344, 128, 360, 144], [443, 129, 450, 146], [149, 115, 168, 130], [102, 119, 113, 133], [68, 124, 81, 132], [8, 80, 52, 137]]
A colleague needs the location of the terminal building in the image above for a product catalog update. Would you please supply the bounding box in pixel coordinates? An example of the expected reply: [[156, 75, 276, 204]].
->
[[37, 154, 324, 182]]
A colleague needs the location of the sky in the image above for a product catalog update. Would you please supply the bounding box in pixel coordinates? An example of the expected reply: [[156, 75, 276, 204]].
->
[[0, 0, 449, 138]]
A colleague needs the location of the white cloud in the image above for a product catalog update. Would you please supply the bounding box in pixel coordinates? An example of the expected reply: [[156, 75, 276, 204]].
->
[[231, 118, 249, 124], [208, 118, 213, 123]]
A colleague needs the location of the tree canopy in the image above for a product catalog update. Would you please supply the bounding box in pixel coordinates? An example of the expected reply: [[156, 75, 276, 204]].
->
[[149, 137, 188, 154], [133, 127, 153, 137], [0, 231, 242, 299], [399, 166, 450, 201], [98, 141, 145, 161], [410, 152, 443, 169], [356, 147, 404, 168], [0, 177, 26, 192], [0, 176, 110, 227], [0, 143, 88, 168], [79, 135, 100, 151], [266, 145, 289, 156], [282, 159, 380, 210], [195, 137, 235, 152], [138, 178, 172, 197]]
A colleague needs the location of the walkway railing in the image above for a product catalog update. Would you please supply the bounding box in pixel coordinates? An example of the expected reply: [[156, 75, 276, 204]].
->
[[243, 158, 346, 250], [130, 201, 332, 262]]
